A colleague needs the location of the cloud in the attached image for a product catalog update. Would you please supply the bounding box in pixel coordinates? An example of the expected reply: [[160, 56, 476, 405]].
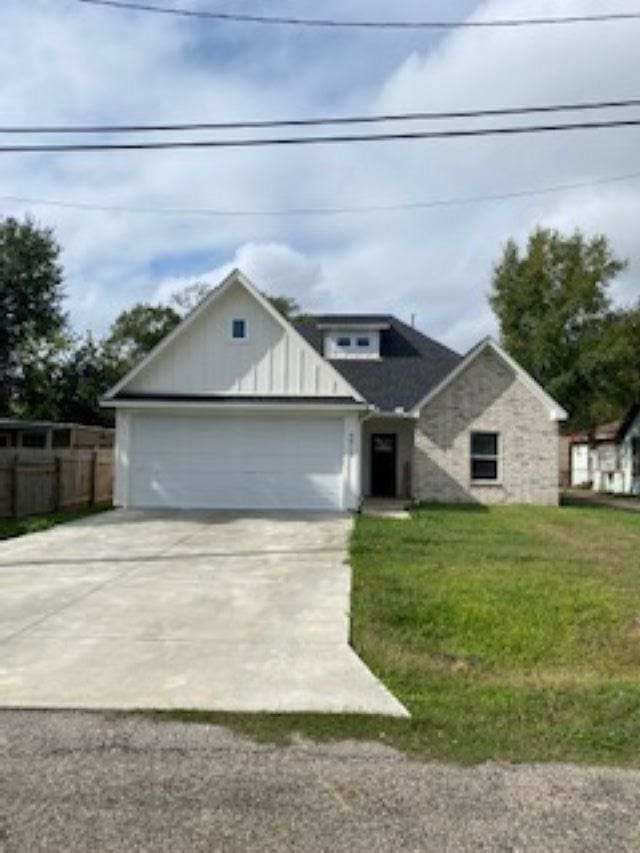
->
[[153, 242, 324, 306], [0, 0, 638, 351]]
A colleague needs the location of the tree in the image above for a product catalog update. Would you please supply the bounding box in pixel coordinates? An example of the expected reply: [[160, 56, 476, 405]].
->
[[101, 303, 181, 374], [0, 216, 67, 415], [170, 281, 210, 315], [56, 334, 120, 426], [265, 293, 300, 320], [490, 227, 636, 427], [13, 331, 70, 421], [171, 281, 301, 319]]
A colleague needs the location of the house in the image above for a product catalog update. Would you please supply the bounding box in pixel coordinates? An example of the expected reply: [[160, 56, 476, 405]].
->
[[569, 405, 640, 494], [102, 269, 567, 511], [0, 419, 114, 451]]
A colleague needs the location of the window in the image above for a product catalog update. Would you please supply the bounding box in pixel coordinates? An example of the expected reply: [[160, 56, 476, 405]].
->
[[231, 318, 247, 340], [356, 336, 370, 348], [337, 336, 351, 347], [470, 432, 500, 482]]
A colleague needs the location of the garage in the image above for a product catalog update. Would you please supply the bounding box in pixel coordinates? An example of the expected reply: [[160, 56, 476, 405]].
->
[[125, 412, 348, 510]]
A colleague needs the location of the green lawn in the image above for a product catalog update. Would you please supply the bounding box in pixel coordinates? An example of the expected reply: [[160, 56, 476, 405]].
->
[[349, 504, 640, 764], [150, 504, 640, 766], [0, 504, 112, 541]]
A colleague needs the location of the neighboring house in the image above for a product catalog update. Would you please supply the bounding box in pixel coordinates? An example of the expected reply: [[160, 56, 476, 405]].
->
[[102, 270, 567, 511], [569, 405, 640, 494], [0, 419, 114, 450]]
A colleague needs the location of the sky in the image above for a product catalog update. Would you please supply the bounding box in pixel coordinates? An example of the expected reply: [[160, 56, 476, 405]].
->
[[1, 0, 639, 353]]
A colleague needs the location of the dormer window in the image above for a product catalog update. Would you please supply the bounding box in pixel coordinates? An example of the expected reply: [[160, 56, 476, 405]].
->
[[321, 323, 388, 360], [232, 318, 247, 340]]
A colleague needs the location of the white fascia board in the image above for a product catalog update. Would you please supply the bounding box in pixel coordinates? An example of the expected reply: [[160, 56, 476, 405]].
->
[[411, 337, 568, 422], [101, 399, 368, 414], [104, 268, 364, 403], [362, 409, 418, 420]]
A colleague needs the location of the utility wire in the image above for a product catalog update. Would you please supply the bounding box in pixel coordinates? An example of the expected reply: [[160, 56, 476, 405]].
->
[[1, 171, 639, 219], [1, 117, 640, 152], [4, 97, 640, 135], [77, 0, 640, 30]]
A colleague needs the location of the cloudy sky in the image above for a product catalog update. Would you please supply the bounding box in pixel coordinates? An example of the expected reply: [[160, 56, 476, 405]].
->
[[1, 0, 639, 352]]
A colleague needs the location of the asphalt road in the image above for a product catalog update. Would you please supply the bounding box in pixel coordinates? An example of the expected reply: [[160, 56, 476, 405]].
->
[[2, 711, 640, 852]]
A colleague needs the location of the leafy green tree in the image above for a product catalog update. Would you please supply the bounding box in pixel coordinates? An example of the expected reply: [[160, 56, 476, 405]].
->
[[265, 293, 301, 319], [490, 227, 636, 427], [13, 332, 70, 421], [101, 303, 181, 374], [0, 216, 67, 415], [56, 334, 119, 426]]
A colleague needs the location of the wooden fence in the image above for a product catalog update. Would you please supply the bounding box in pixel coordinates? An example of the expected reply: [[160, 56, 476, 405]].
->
[[0, 449, 113, 518]]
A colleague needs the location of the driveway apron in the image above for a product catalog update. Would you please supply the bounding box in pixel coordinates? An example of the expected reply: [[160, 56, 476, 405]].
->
[[0, 510, 407, 716]]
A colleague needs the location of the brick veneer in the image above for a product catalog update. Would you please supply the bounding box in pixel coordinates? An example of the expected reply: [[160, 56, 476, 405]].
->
[[413, 347, 559, 505]]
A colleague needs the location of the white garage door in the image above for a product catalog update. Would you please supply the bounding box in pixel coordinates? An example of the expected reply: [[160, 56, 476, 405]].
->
[[128, 413, 346, 510]]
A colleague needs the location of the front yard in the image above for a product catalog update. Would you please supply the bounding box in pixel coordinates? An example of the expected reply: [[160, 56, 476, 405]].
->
[[350, 504, 640, 764], [155, 504, 640, 766]]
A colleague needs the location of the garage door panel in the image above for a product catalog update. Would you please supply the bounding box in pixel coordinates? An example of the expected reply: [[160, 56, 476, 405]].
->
[[128, 414, 345, 510]]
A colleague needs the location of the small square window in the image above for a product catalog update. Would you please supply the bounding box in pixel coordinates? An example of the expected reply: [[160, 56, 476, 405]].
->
[[470, 431, 500, 482], [337, 336, 351, 347], [232, 318, 247, 340], [356, 337, 370, 348]]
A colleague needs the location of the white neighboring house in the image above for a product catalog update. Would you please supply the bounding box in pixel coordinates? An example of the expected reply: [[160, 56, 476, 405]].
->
[[102, 269, 567, 511], [569, 406, 640, 494]]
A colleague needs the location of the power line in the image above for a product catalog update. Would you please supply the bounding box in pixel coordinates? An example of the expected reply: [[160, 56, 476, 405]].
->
[[3, 97, 640, 135], [1, 117, 640, 152], [77, 0, 640, 30], [1, 171, 639, 219]]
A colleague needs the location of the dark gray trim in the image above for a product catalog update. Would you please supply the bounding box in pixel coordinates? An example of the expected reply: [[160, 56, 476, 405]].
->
[[110, 393, 361, 405]]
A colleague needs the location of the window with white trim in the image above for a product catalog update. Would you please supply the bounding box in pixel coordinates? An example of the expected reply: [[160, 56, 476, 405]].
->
[[470, 432, 500, 482], [231, 318, 247, 340], [337, 336, 351, 347], [356, 336, 370, 348]]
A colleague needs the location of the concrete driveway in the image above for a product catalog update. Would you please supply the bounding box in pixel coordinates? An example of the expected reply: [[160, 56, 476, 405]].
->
[[0, 510, 406, 716]]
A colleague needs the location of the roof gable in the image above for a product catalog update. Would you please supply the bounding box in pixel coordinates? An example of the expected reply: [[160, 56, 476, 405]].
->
[[411, 337, 568, 421], [105, 270, 362, 401]]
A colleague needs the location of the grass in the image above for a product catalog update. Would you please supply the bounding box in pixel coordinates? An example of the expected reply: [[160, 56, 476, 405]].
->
[[148, 505, 640, 766], [0, 503, 112, 541]]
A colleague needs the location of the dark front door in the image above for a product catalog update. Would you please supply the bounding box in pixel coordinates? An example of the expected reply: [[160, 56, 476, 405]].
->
[[370, 433, 397, 497]]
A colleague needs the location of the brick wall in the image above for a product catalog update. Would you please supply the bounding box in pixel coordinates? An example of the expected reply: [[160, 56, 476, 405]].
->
[[413, 347, 559, 505]]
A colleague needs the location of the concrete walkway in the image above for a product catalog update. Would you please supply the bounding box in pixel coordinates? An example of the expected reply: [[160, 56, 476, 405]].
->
[[0, 510, 406, 716], [563, 490, 640, 513]]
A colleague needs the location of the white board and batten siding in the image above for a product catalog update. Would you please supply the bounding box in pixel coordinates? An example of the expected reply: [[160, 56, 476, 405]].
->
[[126, 281, 353, 398], [111, 276, 363, 511]]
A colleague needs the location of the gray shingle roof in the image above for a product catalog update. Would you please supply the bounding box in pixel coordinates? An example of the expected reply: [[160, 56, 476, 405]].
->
[[294, 315, 462, 412]]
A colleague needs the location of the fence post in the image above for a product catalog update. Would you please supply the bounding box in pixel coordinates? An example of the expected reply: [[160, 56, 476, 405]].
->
[[91, 451, 98, 506], [54, 456, 62, 511], [12, 454, 19, 518]]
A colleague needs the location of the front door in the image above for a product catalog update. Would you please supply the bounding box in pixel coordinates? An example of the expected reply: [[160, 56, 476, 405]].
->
[[370, 433, 397, 497]]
